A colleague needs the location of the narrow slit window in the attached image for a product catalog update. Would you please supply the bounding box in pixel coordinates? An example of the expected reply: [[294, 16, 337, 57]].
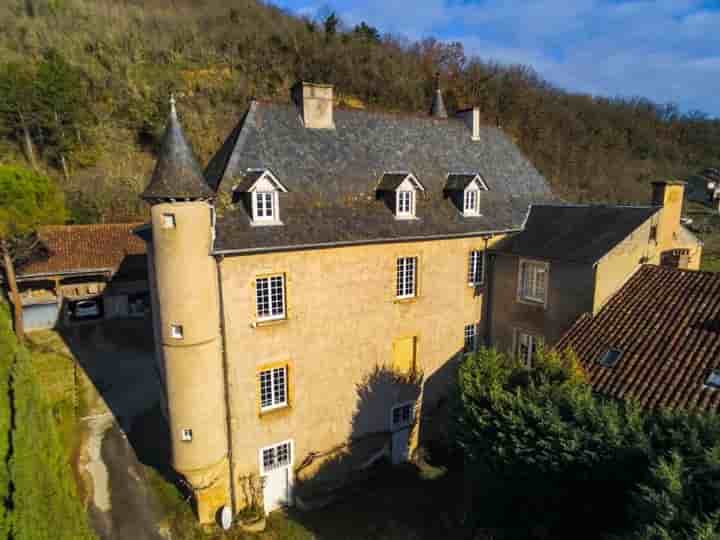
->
[[162, 213, 176, 229]]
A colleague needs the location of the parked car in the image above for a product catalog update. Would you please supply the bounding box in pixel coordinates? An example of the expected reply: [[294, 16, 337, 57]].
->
[[74, 300, 101, 319]]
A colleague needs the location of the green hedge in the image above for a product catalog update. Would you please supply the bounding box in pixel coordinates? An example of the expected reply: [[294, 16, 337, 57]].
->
[[0, 303, 96, 540]]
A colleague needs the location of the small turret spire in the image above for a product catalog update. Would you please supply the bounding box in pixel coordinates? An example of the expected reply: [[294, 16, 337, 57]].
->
[[141, 95, 213, 201], [430, 73, 448, 119]]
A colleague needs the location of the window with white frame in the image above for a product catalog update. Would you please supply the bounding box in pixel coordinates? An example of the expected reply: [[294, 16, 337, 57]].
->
[[464, 189, 480, 215], [396, 257, 417, 298], [518, 260, 548, 304], [464, 323, 478, 353], [256, 275, 286, 321], [252, 191, 277, 222], [259, 366, 288, 411], [162, 213, 176, 229], [468, 250, 485, 286], [516, 331, 542, 367], [170, 324, 183, 339], [260, 440, 292, 474], [391, 402, 415, 429], [181, 428, 193, 442], [396, 190, 415, 218]]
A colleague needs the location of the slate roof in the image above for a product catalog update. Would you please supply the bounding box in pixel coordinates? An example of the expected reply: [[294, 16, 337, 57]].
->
[[376, 172, 419, 191], [490, 204, 660, 264], [556, 265, 720, 413], [445, 173, 484, 191], [18, 224, 146, 277], [142, 105, 213, 200], [205, 101, 554, 253]]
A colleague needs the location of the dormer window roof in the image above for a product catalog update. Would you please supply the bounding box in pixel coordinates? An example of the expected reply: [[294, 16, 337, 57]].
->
[[233, 169, 288, 226], [376, 172, 425, 220], [445, 173, 488, 217]]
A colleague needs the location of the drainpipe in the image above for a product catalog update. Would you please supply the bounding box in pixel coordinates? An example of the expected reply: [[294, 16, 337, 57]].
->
[[215, 254, 237, 518], [482, 237, 493, 348]]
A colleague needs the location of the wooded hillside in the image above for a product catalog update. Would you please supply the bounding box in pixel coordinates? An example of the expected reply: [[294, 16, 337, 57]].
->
[[1, 0, 719, 223]]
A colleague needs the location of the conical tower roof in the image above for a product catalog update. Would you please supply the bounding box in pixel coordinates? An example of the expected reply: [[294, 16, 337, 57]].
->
[[430, 75, 448, 119], [141, 96, 213, 201]]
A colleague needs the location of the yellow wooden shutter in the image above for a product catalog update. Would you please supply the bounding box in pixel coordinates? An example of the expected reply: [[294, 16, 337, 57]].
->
[[393, 336, 416, 374]]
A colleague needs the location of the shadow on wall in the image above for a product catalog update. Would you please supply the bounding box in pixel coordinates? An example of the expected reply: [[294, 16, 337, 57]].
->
[[293, 365, 423, 504]]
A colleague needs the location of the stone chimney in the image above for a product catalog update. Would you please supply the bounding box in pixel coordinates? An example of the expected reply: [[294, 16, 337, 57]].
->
[[652, 180, 686, 248], [292, 82, 334, 129], [456, 107, 481, 141], [429, 73, 448, 119]]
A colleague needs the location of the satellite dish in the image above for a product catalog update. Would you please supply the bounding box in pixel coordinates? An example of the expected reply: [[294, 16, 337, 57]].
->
[[219, 505, 233, 530]]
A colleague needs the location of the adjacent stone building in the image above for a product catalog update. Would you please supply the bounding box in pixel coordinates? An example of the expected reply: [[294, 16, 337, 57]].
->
[[487, 182, 703, 361]]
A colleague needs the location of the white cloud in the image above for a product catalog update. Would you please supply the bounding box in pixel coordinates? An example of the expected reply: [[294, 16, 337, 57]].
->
[[272, 0, 720, 115]]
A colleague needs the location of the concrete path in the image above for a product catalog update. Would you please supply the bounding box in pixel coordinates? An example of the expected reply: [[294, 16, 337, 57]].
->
[[60, 321, 167, 540]]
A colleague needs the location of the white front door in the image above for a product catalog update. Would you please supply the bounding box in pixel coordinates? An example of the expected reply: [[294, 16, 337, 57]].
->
[[390, 402, 415, 465], [260, 440, 294, 514]]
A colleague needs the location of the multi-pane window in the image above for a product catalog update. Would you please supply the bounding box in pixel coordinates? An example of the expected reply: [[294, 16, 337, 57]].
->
[[519, 260, 548, 304], [464, 323, 478, 353], [391, 402, 415, 429], [396, 190, 415, 218], [253, 192, 276, 221], [464, 189, 479, 215], [259, 366, 288, 411], [181, 428, 193, 442], [396, 257, 417, 298], [261, 441, 292, 474], [468, 250, 485, 285], [256, 275, 286, 321], [170, 324, 183, 339], [516, 331, 542, 367]]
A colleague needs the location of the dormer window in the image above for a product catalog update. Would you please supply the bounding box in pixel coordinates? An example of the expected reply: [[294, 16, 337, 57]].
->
[[397, 190, 415, 218], [233, 168, 289, 226], [464, 189, 479, 215], [445, 173, 489, 217], [376, 172, 425, 220], [253, 191, 277, 222]]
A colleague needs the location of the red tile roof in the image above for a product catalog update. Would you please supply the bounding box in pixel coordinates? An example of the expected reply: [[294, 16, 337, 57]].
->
[[555, 265, 720, 413], [18, 223, 146, 277]]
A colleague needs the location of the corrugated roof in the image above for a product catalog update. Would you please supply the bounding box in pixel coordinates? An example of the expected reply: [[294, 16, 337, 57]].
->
[[555, 265, 720, 413], [491, 204, 660, 264], [18, 223, 146, 277], [205, 101, 554, 253]]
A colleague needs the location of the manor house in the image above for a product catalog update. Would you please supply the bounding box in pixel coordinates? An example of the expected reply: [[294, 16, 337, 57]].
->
[[139, 83, 701, 523]]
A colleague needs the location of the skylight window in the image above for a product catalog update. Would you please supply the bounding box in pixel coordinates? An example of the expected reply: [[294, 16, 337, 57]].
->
[[597, 349, 623, 368], [706, 370, 720, 389]]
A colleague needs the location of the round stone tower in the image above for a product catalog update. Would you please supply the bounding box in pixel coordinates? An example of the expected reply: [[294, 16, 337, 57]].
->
[[141, 97, 231, 524]]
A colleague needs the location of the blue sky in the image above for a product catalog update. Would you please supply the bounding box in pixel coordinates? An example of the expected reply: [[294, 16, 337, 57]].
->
[[270, 0, 720, 117]]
